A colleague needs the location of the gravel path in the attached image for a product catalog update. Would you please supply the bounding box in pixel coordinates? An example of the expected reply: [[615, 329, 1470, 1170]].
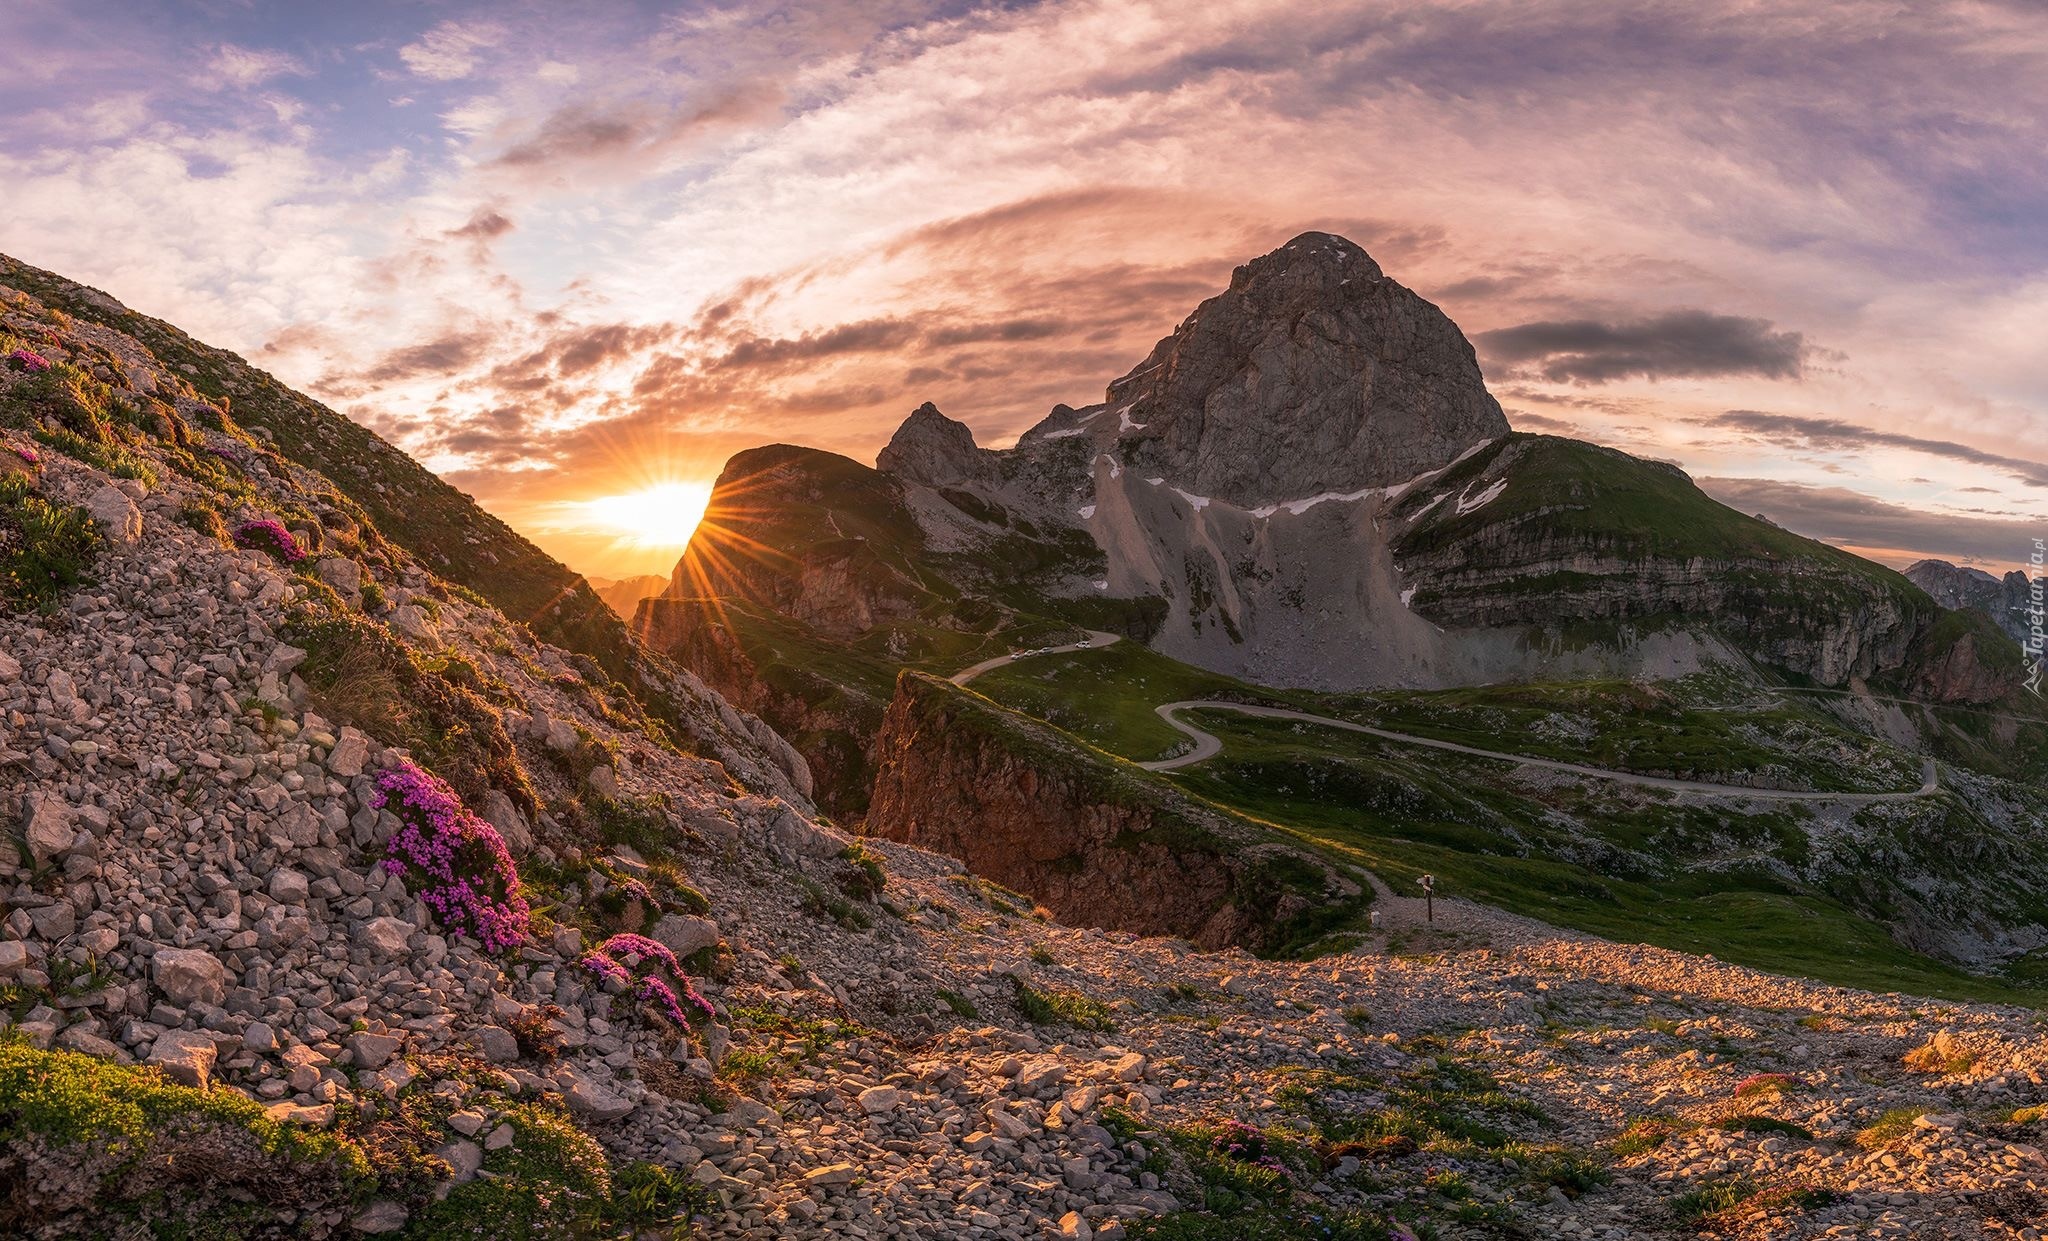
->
[[1140, 700, 1940, 801], [950, 631, 1124, 686]]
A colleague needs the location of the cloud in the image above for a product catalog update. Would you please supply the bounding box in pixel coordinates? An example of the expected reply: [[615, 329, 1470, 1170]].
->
[[7, 0, 2048, 579], [555, 322, 673, 376], [205, 44, 307, 89], [1703, 410, 2048, 489], [487, 86, 781, 175], [1698, 477, 2043, 570], [398, 20, 501, 81], [447, 209, 515, 240], [1475, 311, 1810, 384], [360, 332, 492, 383]]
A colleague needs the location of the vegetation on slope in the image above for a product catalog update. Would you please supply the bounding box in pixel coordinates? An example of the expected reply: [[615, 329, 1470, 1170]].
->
[[968, 641, 2048, 1003]]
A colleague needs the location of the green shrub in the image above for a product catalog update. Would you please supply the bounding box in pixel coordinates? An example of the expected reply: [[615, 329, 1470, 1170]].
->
[[1855, 1106, 1929, 1150], [0, 474, 101, 612], [1127, 1207, 1404, 1240], [598, 1160, 716, 1234], [0, 1040, 368, 1232], [583, 794, 673, 860], [1716, 1114, 1814, 1141], [284, 602, 536, 813], [177, 497, 230, 545], [1671, 1177, 1758, 1223], [936, 989, 979, 1019], [1011, 977, 1114, 1031], [1526, 1151, 1611, 1198], [797, 875, 873, 930], [406, 1103, 608, 1240], [838, 841, 887, 901]]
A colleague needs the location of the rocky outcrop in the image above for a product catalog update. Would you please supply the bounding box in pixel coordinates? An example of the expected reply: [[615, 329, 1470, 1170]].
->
[[662, 444, 932, 640], [865, 673, 1359, 951], [636, 595, 880, 814], [1011, 231, 1507, 506], [1388, 436, 1944, 687], [875, 402, 995, 489], [588, 574, 668, 618], [1905, 559, 2040, 648]]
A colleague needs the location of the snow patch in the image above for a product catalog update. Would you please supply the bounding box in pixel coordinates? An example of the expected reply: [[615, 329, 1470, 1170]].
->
[[1117, 405, 1147, 434], [1094, 454, 1122, 480], [1093, 580, 1109, 591], [1455, 477, 1508, 515], [1077, 504, 1096, 519], [1383, 438, 1498, 503], [1171, 488, 1210, 511], [1145, 477, 1165, 486], [1249, 485, 1380, 519], [1242, 440, 1503, 519], [1400, 587, 1417, 608], [1039, 426, 1087, 440]]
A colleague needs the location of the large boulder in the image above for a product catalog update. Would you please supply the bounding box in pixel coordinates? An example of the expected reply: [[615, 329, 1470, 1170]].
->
[[22, 795, 74, 867], [146, 1029, 219, 1087], [151, 947, 228, 1007], [85, 483, 143, 544]]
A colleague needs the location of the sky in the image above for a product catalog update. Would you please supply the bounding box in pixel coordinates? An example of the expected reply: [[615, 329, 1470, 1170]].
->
[[2, 0, 2044, 580]]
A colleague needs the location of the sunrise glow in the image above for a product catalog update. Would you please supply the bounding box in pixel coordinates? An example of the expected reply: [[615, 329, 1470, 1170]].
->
[[557, 482, 714, 552]]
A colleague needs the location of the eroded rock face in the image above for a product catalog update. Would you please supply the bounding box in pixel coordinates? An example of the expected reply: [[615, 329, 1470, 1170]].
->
[[864, 673, 1354, 951], [1016, 232, 1507, 506]]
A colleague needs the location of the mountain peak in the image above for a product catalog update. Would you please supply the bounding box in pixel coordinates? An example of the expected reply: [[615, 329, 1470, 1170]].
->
[[1229, 231, 1386, 291], [1025, 230, 1506, 505], [875, 401, 991, 487]]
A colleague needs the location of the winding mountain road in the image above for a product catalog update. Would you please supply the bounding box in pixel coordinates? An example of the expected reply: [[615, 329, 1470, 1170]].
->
[[1138, 700, 1939, 802], [953, 637, 1940, 803], [950, 631, 1124, 686]]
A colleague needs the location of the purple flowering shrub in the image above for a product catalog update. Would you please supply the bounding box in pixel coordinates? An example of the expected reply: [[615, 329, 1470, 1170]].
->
[[579, 932, 715, 1029], [1207, 1118, 1292, 1179], [233, 517, 307, 563], [10, 445, 37, 465], [7, 348, 50, 374], [374, 758, 529, 952], [1733, 1072, 1796, 1098]]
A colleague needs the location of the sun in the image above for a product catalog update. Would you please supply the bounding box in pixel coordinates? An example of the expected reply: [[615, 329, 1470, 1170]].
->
[[564, 481, 715, 551]]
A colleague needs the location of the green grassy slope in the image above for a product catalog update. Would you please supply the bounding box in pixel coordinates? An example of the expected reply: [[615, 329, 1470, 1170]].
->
[[1392, 436, 1950, 667], [969, 641, 2048, 1004]]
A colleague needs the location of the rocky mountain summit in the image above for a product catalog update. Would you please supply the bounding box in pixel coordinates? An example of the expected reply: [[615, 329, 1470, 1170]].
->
[[1013, 232, 1508, 505]]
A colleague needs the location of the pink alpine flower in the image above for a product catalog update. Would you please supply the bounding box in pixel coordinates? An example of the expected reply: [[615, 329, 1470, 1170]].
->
[[232, 518, 307, 563], [375, 758, 529, 952], [8, 348, 50, 374], [578, 932, 715, 1028]]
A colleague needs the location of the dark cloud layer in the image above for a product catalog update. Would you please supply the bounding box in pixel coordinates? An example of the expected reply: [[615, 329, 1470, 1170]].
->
[[1700, 476, 2042, 567], [1476, 311, 1809, 384], [1704, 410, 2048, 489], [360, 332, 491, 383]]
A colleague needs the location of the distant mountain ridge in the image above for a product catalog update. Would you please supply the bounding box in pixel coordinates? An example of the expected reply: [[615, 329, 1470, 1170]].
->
[[589, 573, 669, 618], [1905, 558, 2039, 647]]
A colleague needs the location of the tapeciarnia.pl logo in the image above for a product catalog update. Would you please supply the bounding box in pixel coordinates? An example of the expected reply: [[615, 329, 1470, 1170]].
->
[[2027, 539, 2045, 697]]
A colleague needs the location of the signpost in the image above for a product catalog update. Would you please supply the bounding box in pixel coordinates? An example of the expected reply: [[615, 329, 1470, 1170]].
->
[[1417, 874, 1435, 923]]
